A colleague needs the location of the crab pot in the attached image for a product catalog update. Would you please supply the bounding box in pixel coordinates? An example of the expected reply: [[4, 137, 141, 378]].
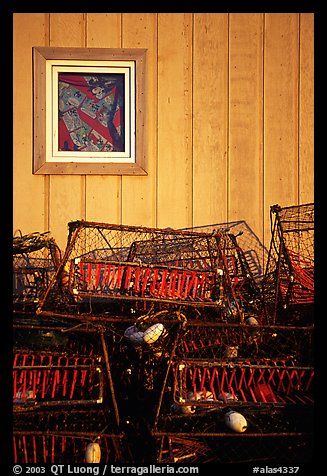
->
[[13, 232, 61, 315], [13, 350, 105, 407], [262, 203, 314, 324], [13, 331, 123, 432], [13, 409, 129, 464], [13, 324, 104, 356], [222, 232, 264, 319], [182, 220, 268, 284], [174, 322, 314, 364], [36, 220, 248, 323], [153, 388, 313, 463], [155, 432, 313, 464], [172, 358, 314, 408]]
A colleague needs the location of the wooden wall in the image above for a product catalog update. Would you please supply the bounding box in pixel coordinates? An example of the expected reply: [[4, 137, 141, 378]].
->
[[13, 13, 314, 254]]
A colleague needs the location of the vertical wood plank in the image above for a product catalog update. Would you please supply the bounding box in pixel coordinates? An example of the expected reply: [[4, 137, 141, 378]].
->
[[157, 13, 193, 229], [299, 13, 314, 204], [121, 13, 157, 227], [229, 13, 264, 241], [87, 13, 121, 47], [13, 13, 49, 235], [49, 13, 86, 249], [85, 13, 122, 225], [193, 13, 229, 226], [50, 13, 85, 46], [263, 13, 299, 247]]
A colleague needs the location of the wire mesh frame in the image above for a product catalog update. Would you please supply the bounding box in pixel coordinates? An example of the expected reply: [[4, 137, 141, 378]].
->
[[150, 319, 314, 427], [152, 398, 314, 462], [13, 408, 127, 464], [12, 432, 125, 464], [262, 204, 314, 324], [151, 386, 314, 466], [149, 359, 313, 462], [36, 220, 247, 322], [13, 327, 122, 430], [171, 358, 314, 408], [13, 350, 105, 408], [174, 322, 314, 364], [223, 232, 264, 319], [13, 232, 62, 313], [154, 432, 313, 464], [181, 221, 269, 283]]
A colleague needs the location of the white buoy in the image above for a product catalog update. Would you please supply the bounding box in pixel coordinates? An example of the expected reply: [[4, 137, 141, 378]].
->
[[224, 410, 248, 432], [85, 442, 101, 463], [143, 323, 166, 344]]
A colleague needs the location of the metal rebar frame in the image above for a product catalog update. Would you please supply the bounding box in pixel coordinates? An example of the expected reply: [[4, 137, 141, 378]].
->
[[36, 220, 251, 322], [174, 322, 314, 363], [262, 204, 314, 324], [13, 231, 61, 314], [172, 359, 314, 407], [151, 387, 313, 463], [13, 350, 104, 407]]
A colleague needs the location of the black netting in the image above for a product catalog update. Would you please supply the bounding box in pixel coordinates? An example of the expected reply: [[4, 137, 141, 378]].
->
[[262, 204, 314, 325]]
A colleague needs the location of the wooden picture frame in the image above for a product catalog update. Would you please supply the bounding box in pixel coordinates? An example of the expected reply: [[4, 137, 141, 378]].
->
[[33, 47, 147, 175]]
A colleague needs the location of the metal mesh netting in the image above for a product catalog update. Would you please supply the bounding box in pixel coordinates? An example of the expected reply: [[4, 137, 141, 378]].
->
[[174, 323, 313, 363], [12, 433, 123, 464], [155, 432, 313, 464], [182, 220, 269, 283], [262, 204, 314, 324], [13, 350, 104, 406], [13, 231, 61, 313], [153, 379, 313, 463], [36, 220, 256, 322]]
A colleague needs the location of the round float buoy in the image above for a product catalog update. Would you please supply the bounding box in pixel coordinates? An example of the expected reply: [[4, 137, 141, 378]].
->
[[124, 326, 145, 346], [224, 410, 248, 433], [85, 442, 101, 463], [143, 323, 166, 344]]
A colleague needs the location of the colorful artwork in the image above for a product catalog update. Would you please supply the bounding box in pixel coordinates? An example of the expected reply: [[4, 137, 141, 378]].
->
[[58, 73, 125, 152]]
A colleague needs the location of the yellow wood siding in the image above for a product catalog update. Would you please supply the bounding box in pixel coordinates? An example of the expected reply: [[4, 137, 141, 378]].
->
[[13, 13, 314, 252], [13, 14, 49, 233], [85, 13, 122, 225], [263, 14, 301, 245], [193, 13, 229, 226]]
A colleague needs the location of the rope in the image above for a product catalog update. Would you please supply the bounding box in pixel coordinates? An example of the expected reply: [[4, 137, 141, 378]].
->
[[13, 231, 56, 255]]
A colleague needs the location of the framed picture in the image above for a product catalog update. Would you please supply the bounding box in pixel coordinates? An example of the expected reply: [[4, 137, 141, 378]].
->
[[33, 47, 147, 175]]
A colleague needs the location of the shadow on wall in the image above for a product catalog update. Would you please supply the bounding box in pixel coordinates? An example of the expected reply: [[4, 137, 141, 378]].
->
[[182, 221, 269, 283]]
